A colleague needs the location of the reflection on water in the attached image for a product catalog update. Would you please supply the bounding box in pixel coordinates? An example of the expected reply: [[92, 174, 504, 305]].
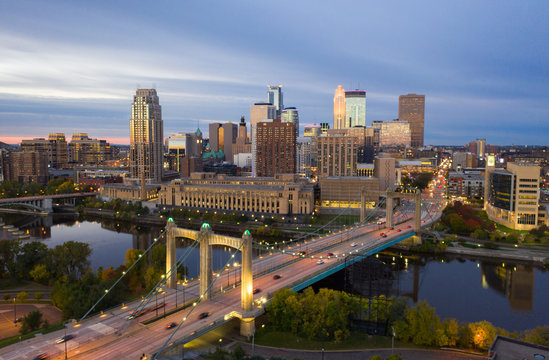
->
[[481, 263, 534, 311], [315, 252, 549, 331]]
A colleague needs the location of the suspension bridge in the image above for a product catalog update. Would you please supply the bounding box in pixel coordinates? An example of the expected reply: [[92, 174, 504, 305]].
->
[[0, 187, 446, 360]]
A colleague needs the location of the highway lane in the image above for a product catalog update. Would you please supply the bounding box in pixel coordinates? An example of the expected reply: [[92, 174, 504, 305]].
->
[[0, 187, 447, 360]]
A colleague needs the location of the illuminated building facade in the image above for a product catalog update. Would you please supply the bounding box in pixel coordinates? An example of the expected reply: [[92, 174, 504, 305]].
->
[[209, 122, 238, 162], [333, 85, 346, 129], [377, 120, 411, 147], [250, 103, 276, 176], [318, 134, 358, 177], [129, 89, 163, 182], [485, 162, 543, 230], [345, 90, 366, 128], [159, 173, 314, 215], [281, 107, 299, 137], [21, 133, 68, 169], [256, 119, 296, 177], [399, 94, 425, 147], [69, 133, 112, 165]]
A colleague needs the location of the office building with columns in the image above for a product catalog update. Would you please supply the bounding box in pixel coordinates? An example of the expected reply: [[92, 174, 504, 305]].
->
[[333, 85, 346, 129], [318, 134, 358, 177], [159, 172, 314, 215], [255, 119, 296, 177]]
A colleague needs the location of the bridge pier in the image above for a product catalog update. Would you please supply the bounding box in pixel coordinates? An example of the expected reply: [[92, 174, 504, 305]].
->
[[199, 225, 213, 299], [386, 195, 394, 227], [165, 219, 177, 289], [414, 192, 422, 244], [240, 317, 255, 338]]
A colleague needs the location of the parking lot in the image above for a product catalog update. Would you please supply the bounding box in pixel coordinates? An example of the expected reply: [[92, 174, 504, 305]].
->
[[0, 304, 62, 340]]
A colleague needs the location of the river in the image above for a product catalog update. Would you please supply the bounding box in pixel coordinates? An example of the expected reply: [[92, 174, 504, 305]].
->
[[1, 214, 548, 332]]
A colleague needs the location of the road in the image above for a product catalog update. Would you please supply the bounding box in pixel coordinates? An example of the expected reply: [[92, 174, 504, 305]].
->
[[0, 184, 447, 360]]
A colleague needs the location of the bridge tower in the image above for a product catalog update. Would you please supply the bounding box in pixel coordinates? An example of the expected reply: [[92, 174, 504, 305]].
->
[[165, 219, 255, 337], [386, 189, 422, 243]]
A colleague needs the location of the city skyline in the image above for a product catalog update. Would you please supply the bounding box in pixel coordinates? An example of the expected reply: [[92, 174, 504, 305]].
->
[[1, 1, 548, 145]]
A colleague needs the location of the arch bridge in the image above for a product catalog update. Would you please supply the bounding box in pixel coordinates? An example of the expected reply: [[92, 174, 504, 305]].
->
[[165, 220, 255, 336]]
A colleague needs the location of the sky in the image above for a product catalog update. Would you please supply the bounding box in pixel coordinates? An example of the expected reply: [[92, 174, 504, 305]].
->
[[0, 1, 548, 146]]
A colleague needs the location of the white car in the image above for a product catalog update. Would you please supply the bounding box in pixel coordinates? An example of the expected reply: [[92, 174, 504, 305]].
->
[[316, 259, 324, 265], [350, 242, 358, 247]]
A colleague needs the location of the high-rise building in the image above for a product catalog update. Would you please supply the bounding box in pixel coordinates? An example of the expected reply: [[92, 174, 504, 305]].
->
[[296, 136, 313, 177], [333, 85, 346, 129], [374, 153, 397, 192], [250, 103, 276, 176], [345, 90, 366, 128], [69, 133, 112, 165], [208, 122, 238, 162], [21, 133, 68, 169], [304, 124, 322, 172], [256, 119, 296, 177], [281, 107, 299, 137], [318, 134, 358, 177], [399, 94, 425, 147], [233, 116, 251, 157], [485, 162, 542, 230], [267, 85, 284, 116], [2, 151, 48, 184], [129, 89, 163, 182], [476, 138, 486, 159], [166, 132, 201, 172], [372, 120, 411, 147]]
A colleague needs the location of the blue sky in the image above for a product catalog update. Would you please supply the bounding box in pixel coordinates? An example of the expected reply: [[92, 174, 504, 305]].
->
[[0, 1, 548, 145]]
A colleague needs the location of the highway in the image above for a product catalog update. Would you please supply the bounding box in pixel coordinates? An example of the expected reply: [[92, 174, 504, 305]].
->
[[0, 177, 447, 360]]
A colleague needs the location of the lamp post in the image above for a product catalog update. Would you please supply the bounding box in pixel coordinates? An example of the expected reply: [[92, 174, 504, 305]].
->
[[391, 326, 395, 355], [13, 297, 16, 325]]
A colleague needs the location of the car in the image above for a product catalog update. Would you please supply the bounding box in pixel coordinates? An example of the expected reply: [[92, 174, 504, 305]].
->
[[298, 251, 306, 256], [32, 355, 49, 360], [198, 312, 210, 319], [389, 227, 394, 230], [273, 274, 281, 280], [382, 234, 387, 238], [326, 252, 334, 257], [350, 242, 358, 247], [407, 225, 412, 228], [13, 317, 23, 324], [165, 322, 177, 329], [396, 229, 401, 232], [253, 288, 261, 294], [316, 259, 324, 265], [380, 233, 385, 237], [55, 334, 74, 344]]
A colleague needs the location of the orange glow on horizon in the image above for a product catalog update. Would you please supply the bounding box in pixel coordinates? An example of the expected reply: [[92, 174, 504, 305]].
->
[[0, 135, 130, 145]]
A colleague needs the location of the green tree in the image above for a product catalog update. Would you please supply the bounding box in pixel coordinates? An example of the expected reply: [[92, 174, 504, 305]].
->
[[446, 213, 467, 234], [368, 356, 383, 360], [523, 325, 549, 346], [17, 291, 29, 302], [230, 344, 246, 360], [144, 266, 162, 292], [20, 310, 43, 334], [386, 355, 403, 360], [17, 242, 49, 279], [3, 293, 10, 301], [442, 318, 459, 347], [29, 264, 50, 284], [394, 300, 441, 346], [412, 172, 434, 190], [34, 292, 43, 301], [150, 243, 166, 271], [50, 241, 91, 279], [0, 239, 21, 277]]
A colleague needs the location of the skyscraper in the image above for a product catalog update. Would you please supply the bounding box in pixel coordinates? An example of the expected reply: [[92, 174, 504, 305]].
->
[[345, 90, 366, 127], [250, 102, 276, 176], [130, 89, 163, 182], [208, 122, 238, 162], [256, 119, 296, 177], [281, 107, 299, 137], [333, 85, 346, 129], [398, 94, 425, 147], [267, 85, 284, 116]]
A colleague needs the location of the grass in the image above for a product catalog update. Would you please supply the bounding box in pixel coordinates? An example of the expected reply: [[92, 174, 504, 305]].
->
[[0, 321, 64, 349], [253, 330, 419, 351]]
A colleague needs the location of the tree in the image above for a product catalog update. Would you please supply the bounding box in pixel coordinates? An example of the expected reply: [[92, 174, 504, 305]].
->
[[144, 266, 162, 292], [17, 291, 29, 302], [368, 356, 383, 360], [34, 292, 43, 301], [386, 355, 403, 360], [3, 293, 10, 301], [441, 318, 459, 347], [30, 264, 50, 284], [50, 241, 91, 279], [20, 310, 43, 334], [17, 242, 49, 279], [469, 321, 496, 349], [446, 213, 467, 234], [412, 172, 434, 190], [0, 239, 21, 277], [523, 325, 549, 346], [394, 300, 441, 346]]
